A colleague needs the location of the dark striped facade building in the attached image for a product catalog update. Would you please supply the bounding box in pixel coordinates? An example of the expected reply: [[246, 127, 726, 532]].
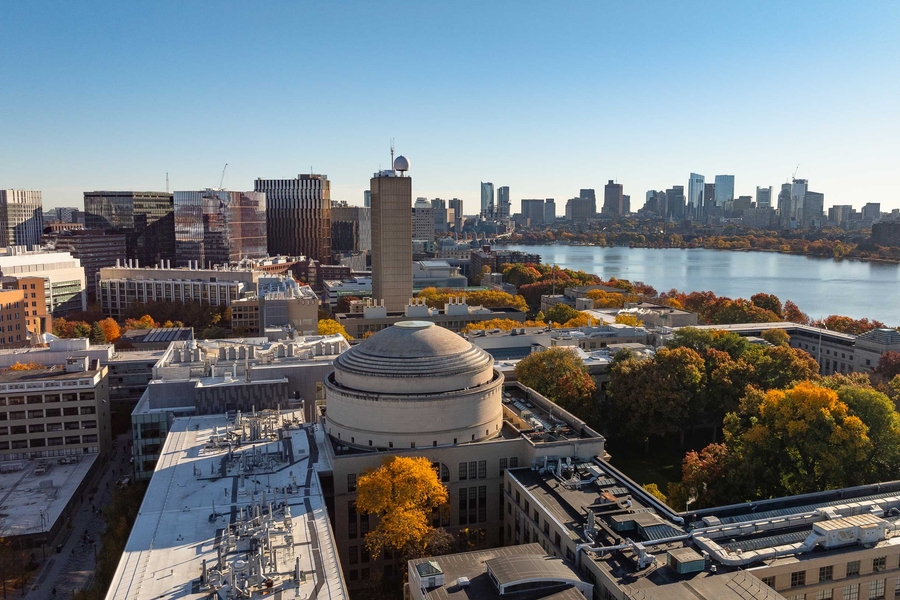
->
[[254, 175, 332, 263]]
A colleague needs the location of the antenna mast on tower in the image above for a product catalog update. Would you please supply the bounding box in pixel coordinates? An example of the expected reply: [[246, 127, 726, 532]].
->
[[390, 138, 395, 168], [166, 173, 169, 193]]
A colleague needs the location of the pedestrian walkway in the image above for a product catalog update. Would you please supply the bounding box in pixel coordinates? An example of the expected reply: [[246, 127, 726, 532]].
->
[[25, 433, 133, 599]]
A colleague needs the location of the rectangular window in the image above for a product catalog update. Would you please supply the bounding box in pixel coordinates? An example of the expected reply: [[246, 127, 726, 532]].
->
[[499, 458, 507, 473], [843, 583, 859, 600], [510, 457, 518, 468], [820, 566, 834, 582], [468, 488, 477, 524], [478, 460, 486, 479], [459, 462, 467, 480], [554, 532, 561, 548], [347, 473, 357, 493], [872, 556, 886, 572], [816, 589, 833, 600], [360, 547, 369, 563], [847, 561, 860, 577], [348, 502, 357, 539], [468, 461, 477, 480], [348, 546, 358, 565], [868, 578, 884, 599], [459, 487, 468, 526], [478, 486, 486, 523], [791, 571, 806, 588]]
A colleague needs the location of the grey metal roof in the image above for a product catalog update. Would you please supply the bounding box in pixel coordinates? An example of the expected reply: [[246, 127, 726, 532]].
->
[[485, 554, 581, 586]]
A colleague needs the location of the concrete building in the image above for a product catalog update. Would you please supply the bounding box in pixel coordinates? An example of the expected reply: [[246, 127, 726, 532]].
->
[[566, 197, 595, 222], [83, 191, 175, 266], [174, 189, 267, 267], [872, 221, 900, 247], [830, 205, 854, 227], [230, 275, 319, 336], [97, 262, 261, 319], [742, 207, 777, 229], [319, 322, 606, 591], [413, 197, 436, 242], [255, 174, 332, 263], [790, 178, 808, 224], [336, 298, 527, 339], [0, 248, 86, 314], [665, 186, 686, 220], [105, 412, 347, 600], [42, 229, 127, 300], [371, 157, 414, 312], [688, 174, 705, 219], [116, 327, 194, 351], [863, 202, 882, 222], [756, 186, 773, 209], [0, 190, 43, 248], [449, 198, 464, 231], [0, 357, 111, 462], [481, 182, 495, 218], [544, 199, 556, 224], [131, 333, 349, 478], [331, 200, 371, 255], [603, 180, 626, 216]]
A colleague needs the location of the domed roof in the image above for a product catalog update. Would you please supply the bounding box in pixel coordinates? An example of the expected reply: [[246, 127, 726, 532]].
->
[[393, 155, 410, 172], [332, 321, 495, 394]]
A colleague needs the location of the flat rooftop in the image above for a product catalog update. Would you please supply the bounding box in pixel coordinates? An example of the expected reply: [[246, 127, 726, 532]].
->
[[0, 365, 102, 383], [0, 453, 98, 537], [105, 413, 346, 600]]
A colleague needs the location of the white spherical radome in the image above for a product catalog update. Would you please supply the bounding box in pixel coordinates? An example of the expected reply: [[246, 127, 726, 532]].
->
[[393, 155, 410, 172]]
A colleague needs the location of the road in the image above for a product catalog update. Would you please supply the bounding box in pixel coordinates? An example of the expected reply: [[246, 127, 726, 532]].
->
[[24, 433, 133, 599]]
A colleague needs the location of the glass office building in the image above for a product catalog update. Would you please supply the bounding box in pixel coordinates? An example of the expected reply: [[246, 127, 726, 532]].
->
[[84, 191, 176, 265], [174, 190, 267, 267]]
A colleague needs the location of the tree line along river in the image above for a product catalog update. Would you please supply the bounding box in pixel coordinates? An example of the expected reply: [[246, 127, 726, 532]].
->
[[497, 245, 900, 326]]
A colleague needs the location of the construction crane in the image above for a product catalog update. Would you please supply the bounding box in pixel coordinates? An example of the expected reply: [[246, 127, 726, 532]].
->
[[218, 163, 228, 190], [792, 163, 800, 180]]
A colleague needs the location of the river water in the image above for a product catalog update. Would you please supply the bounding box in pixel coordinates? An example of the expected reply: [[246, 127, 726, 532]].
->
[[497, 245, 900, 325]]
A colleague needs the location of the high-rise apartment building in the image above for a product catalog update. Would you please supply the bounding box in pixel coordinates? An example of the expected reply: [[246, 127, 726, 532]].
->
[[254, 174, 331, 263], [666, 186, 686, 220], [173, 190, 267, 267], [412, 198, 435, 242], [687, 173, 705, 219], [0, 190, 43, 248], [331, 201, 371, 256], [497, 186, 511, 219], [714, 175, 735, 207], [622, 195, 630, 214], [756, 186, 773, 209], [566, 197, 594, 221], [802, 191, 825, 228], [480, 182, 494, 218], [603, 180, 625, 216], [777, 183, 792, 213], [521, 199, 546, 226], [371, 158, 413, 312], [829, 205, 853, 226], [863, 203, 882, 222], [83, 191, 175, 266], [544, 199, 556, 224]]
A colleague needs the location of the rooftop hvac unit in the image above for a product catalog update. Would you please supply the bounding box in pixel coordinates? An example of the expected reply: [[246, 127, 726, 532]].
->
[[457, 577, 470, 588]]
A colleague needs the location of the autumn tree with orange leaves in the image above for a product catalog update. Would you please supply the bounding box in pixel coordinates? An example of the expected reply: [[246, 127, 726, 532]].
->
[[356, 456, 450, 559]]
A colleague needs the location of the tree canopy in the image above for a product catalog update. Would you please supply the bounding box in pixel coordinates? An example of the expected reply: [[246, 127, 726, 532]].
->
[[514, 347, 597, 418], [356, 456, 449, 558], [318, 319, 351, 340], [416, 287, 528, 312]]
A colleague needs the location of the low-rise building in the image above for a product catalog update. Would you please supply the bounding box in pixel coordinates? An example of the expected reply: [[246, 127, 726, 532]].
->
[[230, 276, 319, 336], [1, 275, 51, 339], [336, 298, 527, 338], [0, 247, 86, 314], [116, 327, 194, 350], [131, 334, 349, 478], [0, 288, 30, 348], [42, 229, 127, 301], [105, 412, 348, 600]]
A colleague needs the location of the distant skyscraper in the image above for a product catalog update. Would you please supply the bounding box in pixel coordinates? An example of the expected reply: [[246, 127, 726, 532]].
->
[[802, 191, 824, 228], [756, 186, 773, 209], [448, 198, 464, 231], [566, 197, 594, 221], [714, 175, 735, 207], [173, 190, 267, 267], [665, 186, 686, 220], [0, 190, 43, 248], [254, 174, 331, 263], [829, 205, 853, 226], [412, 198, 435, 242], [862, 202, 882, 222], [331, 201, 371, 254], [84, 191, 175, 266], [777, 183, 792, 213], [544, 199, 556, 224], [790, 178, 808, 223], [497, 186, 511, 219], [622, 195, 630, 215], [687, 174, 705, 219], [480, 182, 494, 218], [704, 183, 716, 212], [601, 180, 623, 216], [521, 199, 545, 226], [431, 198, 450, 234], [578, 189, 597, 216], [371, 157, 413, 312], [364, 190, 371, 208]]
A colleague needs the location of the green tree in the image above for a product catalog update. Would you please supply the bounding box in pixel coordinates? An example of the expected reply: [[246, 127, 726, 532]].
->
[[356, 456, 449, 559], [89, 322, 106, 345], [72, 321, 92, 338], [544, 303, 580, 325], [514, 347, 597, 418], [667, 327, 751, 360], [750, 293, 783, 318], [743, 345, 819, 390], [761, 328, 790, 347]]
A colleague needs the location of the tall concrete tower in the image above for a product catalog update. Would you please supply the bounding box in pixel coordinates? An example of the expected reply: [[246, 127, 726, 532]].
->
[[371, 156, 413, 312]]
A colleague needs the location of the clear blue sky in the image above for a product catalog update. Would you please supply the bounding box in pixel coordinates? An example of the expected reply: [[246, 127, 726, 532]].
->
[[2, 1, 898, 213]]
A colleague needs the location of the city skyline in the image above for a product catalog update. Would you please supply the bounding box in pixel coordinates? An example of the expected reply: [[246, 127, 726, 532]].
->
[[2, 2, 898, 211]]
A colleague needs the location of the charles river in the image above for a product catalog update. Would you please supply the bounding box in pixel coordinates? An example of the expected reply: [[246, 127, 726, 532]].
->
[[498, 245, 900, 326]]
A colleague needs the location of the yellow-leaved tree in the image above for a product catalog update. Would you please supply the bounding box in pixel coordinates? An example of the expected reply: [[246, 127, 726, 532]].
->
[[318, 319, 352, 340], [614, 313, 643, 327], [356, 456, 450, 559]]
